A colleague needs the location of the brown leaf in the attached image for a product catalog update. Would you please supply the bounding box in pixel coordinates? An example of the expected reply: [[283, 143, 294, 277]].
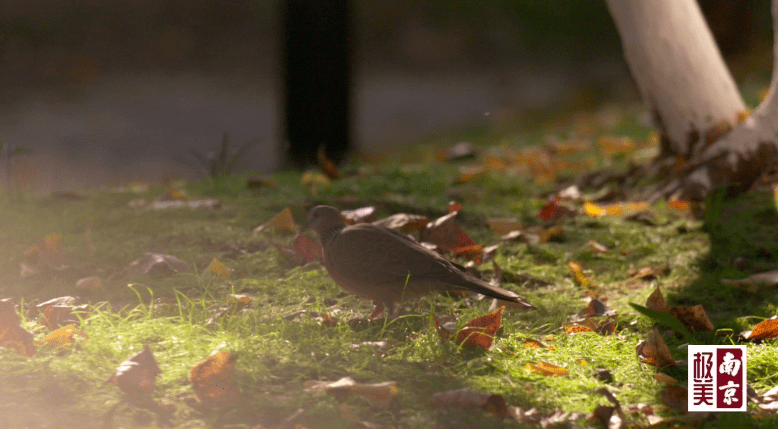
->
[[317, 146, 340, 180], [448, 201, 463, 213], [722, 271, 778, 294], [38, 325, 80, 348], [127, 253, 189, 276], [565, 319, 597, 334], [341, 206, 376, 224], [456, 306, 504, 349], [304, 377, 398, 410], [487, 218, 522, 236], [253, 207, 296, 235], [525, 361, 568, 377], [421, 212, 479, 255], [75, 275, 104, 294], [372, 213, 430, 235], [576, 298, 617, 318], [24, 233, 67, 270], [108, 344, 161, 397], [567, 261, 592, 287], [645, 286, 666, 311], [661, 385, 688, 412], [742, 317, 778, 341], [636, 328, 676, 368], [0, 298, 36, 356], [430, 388, 507, 419], [667, 305, 714, 332], [453, 165, 487, 183], [190, 351, 238, 410]]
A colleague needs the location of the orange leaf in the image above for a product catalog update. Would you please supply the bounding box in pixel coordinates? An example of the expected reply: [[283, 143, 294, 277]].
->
[[164, 186, 187, 200], [539, 225, 563, 243], [667, 305, 714, 332], [208, 258, 231, 279], [744, 318, 778, 341], [456, 306, 504, 349], [317, 147, 340, 180], [539, 197, 561, 221], [190, 351, 238, 410], [38, 325, 77, 348], [668, 199, 691, 211], [525, 361, 568, 377], [567, 262, 591, 287], [448, 201, 463, 213], [645, 286, 666, 311], [254, 207, 296, 234], [636, 328, 676, 367], [583, 202, 605, 217]]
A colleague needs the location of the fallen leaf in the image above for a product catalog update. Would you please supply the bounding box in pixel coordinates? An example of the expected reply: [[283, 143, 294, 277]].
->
[[24, 233, 67, 270], [448, 201, 463, 213], [75, 276, 104, 294], [0, 298, 36, 356], [722, 271, 778, 294], [342, 206, 376, 224], [163, 186, 187, 200], [190, 351, 238, 410], [565, 319, 597, 334], [655, 372, 678, 385], [457, 306, 504, 349], [539, 225, 563, 243], [430, 388, 508, 419], [127, 253, 189, 276], [421, 211, 478, 255], [39, 302, 87, 330], [668, 200, 692, 211], [304, 377, 398, 410], [586, 240, 610, 254], [300, 171, 331, 196], [667, 305, 714, 332], [205, 258, 231, 279], [38, 325, 78, 348], [567, 261, 592, 287], [583, 202, 605, 217], [645, 286, 666, 311], [741, 317, 778, 341], [636, 328, 677, 367], [108, 344, 161, 397], [486, 218, 522, 236], [253, 207, 296, 235], [597, 136, 636, 157], [453, 165, 487, 183], [525, 361, 568, 377], [317, 146, 340, 180], [372, 213, 430, 235], [661, 385, 688, 412]]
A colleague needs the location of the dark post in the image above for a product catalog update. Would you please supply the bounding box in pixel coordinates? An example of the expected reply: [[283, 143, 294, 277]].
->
[[282, 0, 352, 168]]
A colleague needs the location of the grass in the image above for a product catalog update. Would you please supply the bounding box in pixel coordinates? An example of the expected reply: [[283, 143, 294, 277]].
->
[[3, 113, 778, 428]]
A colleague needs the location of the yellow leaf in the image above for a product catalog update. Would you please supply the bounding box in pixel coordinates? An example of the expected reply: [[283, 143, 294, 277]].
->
[[209, 258, 231, 279], [567, 261, 591, 286], [39, 325, 77, 348], [583, 202, 604, 217], [604, 204, 622, 216], [254, 208, 296, 235]]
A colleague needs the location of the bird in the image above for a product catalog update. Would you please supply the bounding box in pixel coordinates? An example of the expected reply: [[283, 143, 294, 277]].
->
[[304, 205, 534, 316]]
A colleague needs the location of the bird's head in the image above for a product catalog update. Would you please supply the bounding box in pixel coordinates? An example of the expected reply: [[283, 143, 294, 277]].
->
[[304, 205, 347, 237]]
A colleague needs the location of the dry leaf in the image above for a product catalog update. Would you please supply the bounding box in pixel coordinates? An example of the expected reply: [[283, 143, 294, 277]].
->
[[75, 276, 104, 294], [539, 225, 563, 243], [668, 200, 692, 211], [127, 253, 189, 276], [0, 298, 36, 356], [304, 377, 398, 409], [525, 361, 568, 377], [190, 351, 238, 410], [448, 201, 463, 213], [254, 207, 296, 235], [597, 136, 636, 157], [341, 206, 376, 224], [457, 306, 504, 349], [317, 146, 340, 180], [587, 240, 610, 254], [567, 261, 592, 287], [206, 258, 231, 279], [742, 318, 778, 341], [38, 325, 78, 348], [645, 286, 666, 311], [453, 165, 487, 184], [667, 305, 714, 332], [636, 328, 676, 368], [108, 344, 161, 397], [661, 385, 688, 412], [372, 213, 430, 235], [722, 271, 778, 294], [24, 233, 67, 270], [565, 319, 597, 334], [655, 372, 678, 385], [163, 186, 187, 200], [431, 388, 508, 419], [421, 212, 478, 255], [486, 218, 522, 236]]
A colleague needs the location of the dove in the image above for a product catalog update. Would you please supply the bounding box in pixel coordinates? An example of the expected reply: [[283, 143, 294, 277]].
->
[[305, 205, 534, 316]]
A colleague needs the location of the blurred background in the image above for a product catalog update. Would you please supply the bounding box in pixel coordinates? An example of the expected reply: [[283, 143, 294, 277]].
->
[[0, 0, 772, 191]]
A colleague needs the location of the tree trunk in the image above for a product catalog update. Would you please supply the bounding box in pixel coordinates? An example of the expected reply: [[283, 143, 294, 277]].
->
[[605, 0, 746, 159], [606, 0, 778, 200]]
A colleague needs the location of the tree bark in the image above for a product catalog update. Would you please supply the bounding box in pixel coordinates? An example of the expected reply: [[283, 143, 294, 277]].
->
[[606, 0, 778, 200], [605, 0, 746, 159]]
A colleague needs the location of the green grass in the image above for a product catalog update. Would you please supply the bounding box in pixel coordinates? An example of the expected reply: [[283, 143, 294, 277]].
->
[[3, 117, 778, 428]]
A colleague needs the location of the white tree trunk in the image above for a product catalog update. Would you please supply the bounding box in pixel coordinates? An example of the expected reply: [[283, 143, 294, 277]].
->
[[605, 0, 746, 158]]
